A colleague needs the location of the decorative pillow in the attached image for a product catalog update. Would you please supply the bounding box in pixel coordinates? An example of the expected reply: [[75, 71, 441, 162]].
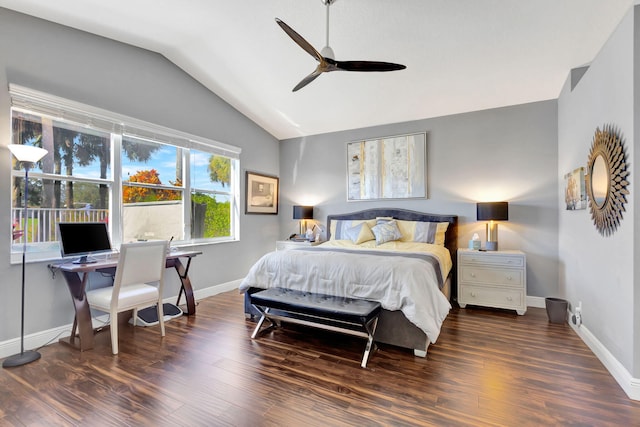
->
[[371, 220, 402, 245], [396, 220, 449, 246], [330, 219, 376, 240], [375, 216, 394, 224], [344, 222, 375, 244]]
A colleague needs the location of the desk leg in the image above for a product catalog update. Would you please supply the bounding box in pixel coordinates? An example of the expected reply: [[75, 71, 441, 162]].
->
[[171, 258, 196, 315], [59, 271, 94, 351]]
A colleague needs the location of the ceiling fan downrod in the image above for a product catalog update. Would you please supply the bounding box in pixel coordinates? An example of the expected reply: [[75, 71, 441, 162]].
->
[[321, 0, 336, 59]]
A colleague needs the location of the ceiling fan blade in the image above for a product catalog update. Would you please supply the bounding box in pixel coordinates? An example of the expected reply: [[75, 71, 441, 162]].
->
[[275, 18, 323, 63], [292, 68, 323, 92], [336, 60, 406, 72]]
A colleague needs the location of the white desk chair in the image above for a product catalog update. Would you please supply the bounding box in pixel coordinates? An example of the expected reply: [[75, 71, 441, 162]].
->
[[86, 240, 169, 355]]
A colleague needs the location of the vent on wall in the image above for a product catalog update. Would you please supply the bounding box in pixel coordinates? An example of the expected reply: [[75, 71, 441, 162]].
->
[[570, 65, 590, 91]]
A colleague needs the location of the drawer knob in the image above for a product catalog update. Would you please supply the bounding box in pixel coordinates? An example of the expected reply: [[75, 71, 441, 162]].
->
[[506, 276, 513, 280], [470, 292, 476, 297], [470, 273, 476, 278], [507, 296, 513, 301]]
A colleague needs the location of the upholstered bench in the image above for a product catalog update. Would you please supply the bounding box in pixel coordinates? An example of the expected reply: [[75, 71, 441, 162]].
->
[[249, 287, 381, 368]]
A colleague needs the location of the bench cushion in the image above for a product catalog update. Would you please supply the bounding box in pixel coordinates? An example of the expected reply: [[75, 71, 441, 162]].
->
[[250, 287, 381, 324]]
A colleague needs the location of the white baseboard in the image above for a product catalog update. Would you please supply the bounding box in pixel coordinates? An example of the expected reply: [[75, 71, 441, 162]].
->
[[524, 295, 639, 401], [569, 321, 640, 400], [526, 295, 546, 308], [0, 279, 242, 360]]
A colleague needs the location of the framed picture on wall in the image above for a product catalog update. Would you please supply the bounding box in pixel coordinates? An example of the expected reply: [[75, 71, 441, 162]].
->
[[564, 166, 586, 210], [245, 171, 279, 214], [347, 132, 427, 201]]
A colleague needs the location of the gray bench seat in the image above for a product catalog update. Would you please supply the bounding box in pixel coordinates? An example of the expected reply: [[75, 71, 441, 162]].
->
[[249, 287, 381, 368]]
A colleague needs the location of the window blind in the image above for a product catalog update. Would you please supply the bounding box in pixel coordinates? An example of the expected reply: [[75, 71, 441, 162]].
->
[[9, 84, 241, 159]]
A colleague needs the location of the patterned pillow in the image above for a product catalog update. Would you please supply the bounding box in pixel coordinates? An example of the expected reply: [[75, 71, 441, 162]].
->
[[345, 222, 375, 244], [371, 220, 402, 245]]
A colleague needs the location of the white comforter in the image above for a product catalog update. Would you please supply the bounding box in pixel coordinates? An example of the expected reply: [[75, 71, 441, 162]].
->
[[239, 242, 452, 343]]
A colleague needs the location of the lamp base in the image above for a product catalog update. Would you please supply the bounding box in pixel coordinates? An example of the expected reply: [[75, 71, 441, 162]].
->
[[485, 241, 498, 251], [2, 350, 41, 368]]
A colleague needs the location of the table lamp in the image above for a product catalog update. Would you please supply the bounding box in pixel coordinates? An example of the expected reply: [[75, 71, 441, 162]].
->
[[476, 202, 508, 251], [293, 205, 313, 235], [4, 144, 48, 368]]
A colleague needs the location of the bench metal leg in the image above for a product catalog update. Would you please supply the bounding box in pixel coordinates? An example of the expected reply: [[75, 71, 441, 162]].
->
[[250, 306, 277, 339], [251, 314, 267, 339], [361, 316, 379, 368]]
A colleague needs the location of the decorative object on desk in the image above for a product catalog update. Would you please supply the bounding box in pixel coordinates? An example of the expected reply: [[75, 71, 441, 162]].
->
[[293, 205, 314, 235], [476, 201, 508, 251], [347, 132, 426, 201], [468, 233, 481, 250], [4, 143, 48, 368], [586, 125, 629, 236], [245, 171, 279, 214], [564, 167, 586, 210]]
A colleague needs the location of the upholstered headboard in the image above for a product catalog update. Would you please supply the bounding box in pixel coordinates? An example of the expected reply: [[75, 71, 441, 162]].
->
[[326, 208, 459, 290]]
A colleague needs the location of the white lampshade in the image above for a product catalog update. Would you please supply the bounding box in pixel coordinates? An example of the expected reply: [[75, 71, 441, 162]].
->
[[8, 144, 48, 163]]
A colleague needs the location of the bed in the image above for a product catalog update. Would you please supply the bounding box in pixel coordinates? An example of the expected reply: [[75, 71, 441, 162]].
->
[[240, 208, 458, 357]]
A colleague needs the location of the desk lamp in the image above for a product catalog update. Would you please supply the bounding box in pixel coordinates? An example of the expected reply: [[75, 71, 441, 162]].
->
[[4, 144, 48, 368], [293, 205, 313, 235], [476, 202, 509, 251]]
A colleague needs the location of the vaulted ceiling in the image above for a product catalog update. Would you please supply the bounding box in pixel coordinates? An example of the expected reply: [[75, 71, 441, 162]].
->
[[0, 0, 633, 140]]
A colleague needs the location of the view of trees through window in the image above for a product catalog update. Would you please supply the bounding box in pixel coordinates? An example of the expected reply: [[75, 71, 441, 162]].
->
[[10, 108, 237, 260]]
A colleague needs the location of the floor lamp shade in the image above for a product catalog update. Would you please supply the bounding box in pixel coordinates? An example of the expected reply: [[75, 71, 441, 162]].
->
[[293, 205, 313, 235], [476, 202, 509, 251], [4, 144, 48, 368], [8, 144, 48, 163]]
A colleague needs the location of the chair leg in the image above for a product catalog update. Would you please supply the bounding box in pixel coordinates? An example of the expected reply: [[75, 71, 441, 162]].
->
[[110, 309, 119, 355], [157, 302, 165, 337], [132, 308, 138, 326]]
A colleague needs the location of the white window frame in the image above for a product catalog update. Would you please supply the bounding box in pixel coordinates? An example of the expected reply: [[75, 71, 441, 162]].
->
[[9, 85, 241, 263]]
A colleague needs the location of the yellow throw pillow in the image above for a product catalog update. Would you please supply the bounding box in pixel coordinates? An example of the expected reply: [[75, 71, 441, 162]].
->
[[344, 222, 375, 244]]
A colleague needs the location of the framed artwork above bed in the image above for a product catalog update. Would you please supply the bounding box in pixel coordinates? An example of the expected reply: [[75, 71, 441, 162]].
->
[[347, 132, 427, 201], [245, 171, 279, 214]]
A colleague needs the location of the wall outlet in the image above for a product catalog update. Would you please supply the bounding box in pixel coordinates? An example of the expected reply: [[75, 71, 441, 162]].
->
[[572, 301, 582, 327]]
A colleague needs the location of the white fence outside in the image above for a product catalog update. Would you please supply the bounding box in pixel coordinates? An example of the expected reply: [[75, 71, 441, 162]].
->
[[11, 202, 182, 245]]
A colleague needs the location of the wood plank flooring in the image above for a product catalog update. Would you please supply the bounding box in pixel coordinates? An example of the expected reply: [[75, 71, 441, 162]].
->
[[1, 290, 639, 426]]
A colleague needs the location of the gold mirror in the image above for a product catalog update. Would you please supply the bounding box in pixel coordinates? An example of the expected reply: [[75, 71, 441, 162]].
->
[[590, 154, 608, 208], [585, 125, 629, 236]]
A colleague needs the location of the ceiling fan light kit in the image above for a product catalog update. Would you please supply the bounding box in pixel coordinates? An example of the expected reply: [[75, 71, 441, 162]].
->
[[276, 0, 406, 91]]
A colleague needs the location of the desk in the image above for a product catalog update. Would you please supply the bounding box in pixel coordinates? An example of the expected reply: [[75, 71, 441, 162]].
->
[[52, 250, 201, 352]]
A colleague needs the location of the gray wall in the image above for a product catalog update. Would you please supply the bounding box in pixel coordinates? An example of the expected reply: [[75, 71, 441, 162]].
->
[[558, 6, 637, 375], [0, 8, 280, 341], [279, 100, 559, 300]]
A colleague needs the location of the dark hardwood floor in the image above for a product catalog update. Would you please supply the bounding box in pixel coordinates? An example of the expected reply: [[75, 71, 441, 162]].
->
[[1, 291, 639, 426]]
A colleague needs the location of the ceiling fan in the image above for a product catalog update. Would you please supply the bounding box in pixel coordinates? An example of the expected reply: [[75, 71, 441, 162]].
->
[[276, 0, 406, 92]]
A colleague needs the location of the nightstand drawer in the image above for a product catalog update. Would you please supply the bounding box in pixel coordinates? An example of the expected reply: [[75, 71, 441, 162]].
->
[[459, 284, 524, 309], [459, 252, 524, 267], [459, 265, 524, 286]]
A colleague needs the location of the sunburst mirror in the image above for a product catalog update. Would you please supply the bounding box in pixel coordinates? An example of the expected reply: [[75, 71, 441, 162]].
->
[[585, 125, 629, 236]]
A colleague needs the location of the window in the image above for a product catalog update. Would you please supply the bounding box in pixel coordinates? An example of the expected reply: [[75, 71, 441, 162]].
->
[[9, 85, 241, 263], [190, 148, 235, 239]]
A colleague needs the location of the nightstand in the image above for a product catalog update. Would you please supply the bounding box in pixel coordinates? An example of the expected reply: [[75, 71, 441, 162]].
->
[[275, 240, 321, 251], [457, 249, 527, 315]]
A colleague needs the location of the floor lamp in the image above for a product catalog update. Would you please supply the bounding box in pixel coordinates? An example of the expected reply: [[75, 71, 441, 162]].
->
[[3, 144, 48, 368]]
